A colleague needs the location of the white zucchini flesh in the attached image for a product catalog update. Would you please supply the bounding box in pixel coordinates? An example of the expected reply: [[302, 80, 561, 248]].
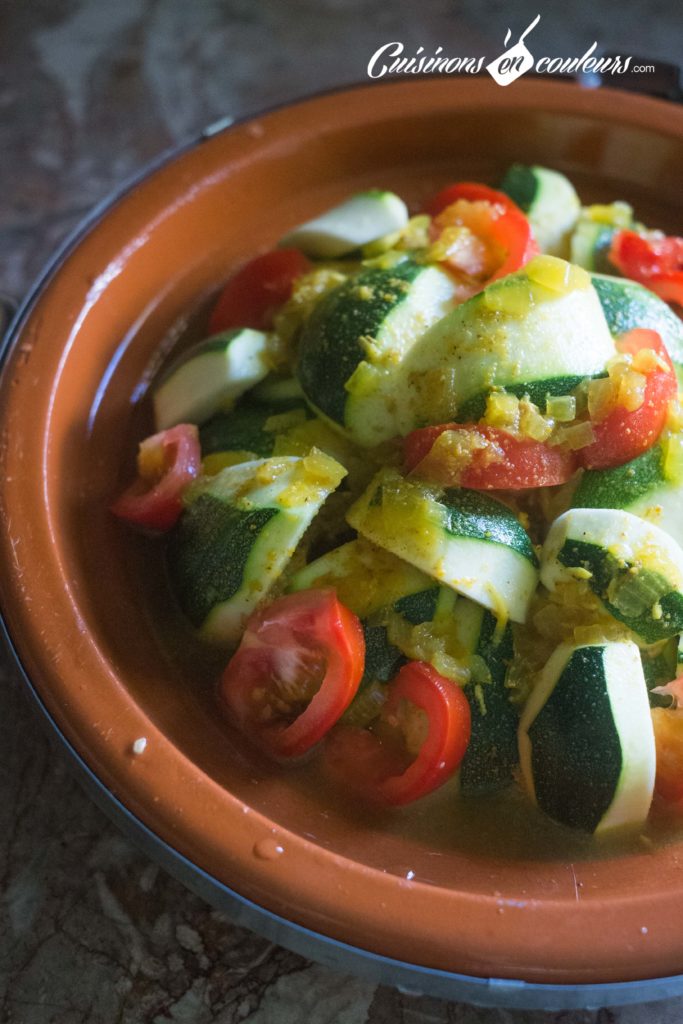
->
[[519, 640, 656, 834], [389, 256, 616, 431], [153, 328, 270, 430], [346, 468, 539, 624], [167, 453, 346, 645], [279, 190, 409, 258], [541, 508, 683, 643]]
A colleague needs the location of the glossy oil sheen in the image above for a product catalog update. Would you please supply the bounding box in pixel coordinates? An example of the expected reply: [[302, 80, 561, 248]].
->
[[1, 78, 683, 985]]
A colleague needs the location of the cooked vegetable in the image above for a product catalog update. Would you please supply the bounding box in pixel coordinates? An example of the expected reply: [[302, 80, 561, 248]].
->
[[609, 230, 683, 309], [153, 329, 270, 431], [324, 660, 471, 805], [209, 248, 311, 334], [541, 508, 683, 644], [404, 423, 577, 489], [219, 589, 365, 759], [297, 257, 457, 446], [577, 329, 677, 470], [167, 453, 346, 644], [279, 190, 409, 259], [426, 181, 538, 289], [113, 170, 683, 835], [111, 424, 201, 531], [500, 164, 580, 257], [518, 640, 655, 833], [347, 468, 539, 624]]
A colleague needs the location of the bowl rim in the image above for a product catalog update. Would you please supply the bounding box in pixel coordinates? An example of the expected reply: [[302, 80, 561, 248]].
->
[[2, 76, 683, 999]]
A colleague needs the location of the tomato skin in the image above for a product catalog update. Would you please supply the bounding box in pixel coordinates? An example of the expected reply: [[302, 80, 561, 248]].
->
[[220, 589, 365, 760], [609, 230, 683, 307], [111, 424, 201, 531], [578, 329, 677, 471], [208, 248, 311, 334], [404, 423, 577, 489], [424, 181, 538, 286], [324, 661, 471, 806], [652, 707, 683, 805]]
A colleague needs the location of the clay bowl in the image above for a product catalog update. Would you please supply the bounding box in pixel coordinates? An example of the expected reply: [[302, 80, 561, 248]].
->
[[2, 78, 683, 1011]]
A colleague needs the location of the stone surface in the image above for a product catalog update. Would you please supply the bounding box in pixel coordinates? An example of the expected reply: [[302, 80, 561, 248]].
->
[[1, 2, 682, 1021]]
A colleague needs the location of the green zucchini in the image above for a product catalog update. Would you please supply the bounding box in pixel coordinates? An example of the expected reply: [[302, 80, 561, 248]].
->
[[153, 328, 270, 431], [572, 443, 683, 550], [569, 202, 633, 272], [167, 452, 346, 644], [346, 468, 539, 623], [518, 641, 655, 833], [500, 164, 580, 257], [454, 599, 518, 795], [297, 257, 457, 446], [395, 256, 616, 429], [199, 400, 308, 460], [541, 508, 683, 643], [279, 190, 409, 259], [592, 273, 683, 384]]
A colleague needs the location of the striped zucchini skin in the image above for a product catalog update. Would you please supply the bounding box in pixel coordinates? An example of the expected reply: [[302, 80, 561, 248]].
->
[[573, 445, 665, 511], [199, 400, 305, 458], [572, 446, 683, 552], [500, 164, 580, 257], [519, 642, 655, 833], [592, 273, 683, 380], [297, 258, 456, 445], [167, 454, 346, 644], [460, 606, 518, 795], [297, 259, 427, 426], [347, 469, 539, 623], [398, 258, 616, 429], [541, 509, 683, 644], [168, 499, 277, 629]]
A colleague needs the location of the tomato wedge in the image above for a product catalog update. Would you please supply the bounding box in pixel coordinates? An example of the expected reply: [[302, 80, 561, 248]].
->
[[578, 328, 677, 471], [111, 424, 201, 531], [324, 661, 471, 806], [609, 230, 683, 307], [424, 181, 538, 289], [208, 248, 311, 334], [220, 589, 365, 760], [404, 423, 577, 489], [652, 706, 683, 805]]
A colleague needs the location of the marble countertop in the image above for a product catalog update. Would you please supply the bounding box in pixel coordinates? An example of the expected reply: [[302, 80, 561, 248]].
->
[[1, 2, 682, 1021]]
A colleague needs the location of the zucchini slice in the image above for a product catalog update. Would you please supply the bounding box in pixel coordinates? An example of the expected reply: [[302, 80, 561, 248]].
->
[[518, 641, 655, 833], [297, 257, 457, 446], [592, 273, 683, 384], [569, 202, 634, 272], [167, 452, 346, 644], [279, 190, 409, 259], [500, 164, 580, 257], [573, 443, 683, 550], [454, 599, 518, 795], [347, 468, 539, 623], [397, 256, 616, 427], [541, 508, 683, 643], [153, 328, 270, 430]]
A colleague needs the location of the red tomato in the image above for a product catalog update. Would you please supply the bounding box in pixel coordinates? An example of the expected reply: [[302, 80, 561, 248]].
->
[[208, 248, 311, 334], [111, 424, 201, 531], [652, 707, 683, 805], [404, 423, 577, 489], [578, 329, 677, 471], [220, 589, 365, 760], [609, 230, 683, 307], [424, 181, 538, 287], [324, 661, 471, 806]]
